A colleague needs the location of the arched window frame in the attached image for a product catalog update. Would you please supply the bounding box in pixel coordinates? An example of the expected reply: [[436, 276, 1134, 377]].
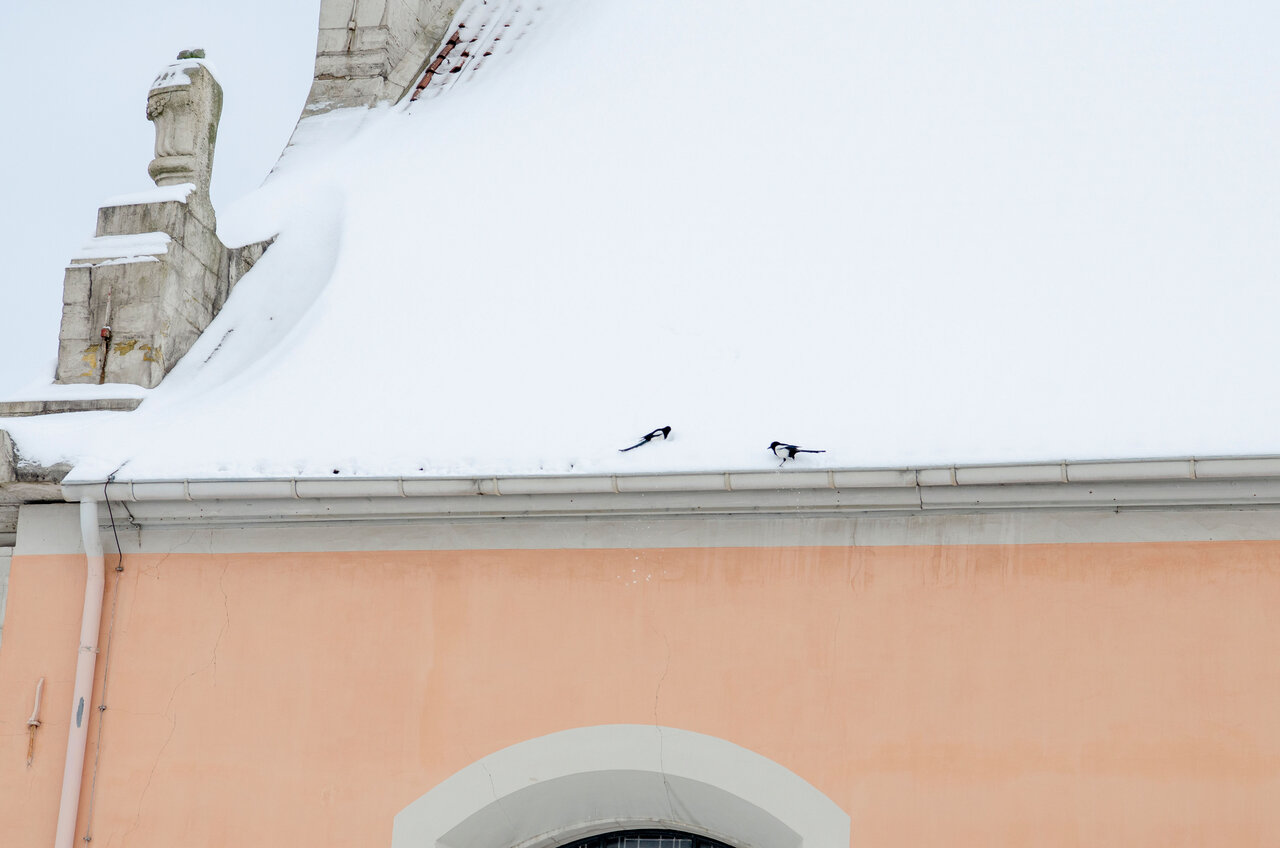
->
[[391, 725, 850, 848]]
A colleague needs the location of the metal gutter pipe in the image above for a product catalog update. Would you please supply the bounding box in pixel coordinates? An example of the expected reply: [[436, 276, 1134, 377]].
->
[[58, 454, 1280, 508], [53, 499, 105, 848]]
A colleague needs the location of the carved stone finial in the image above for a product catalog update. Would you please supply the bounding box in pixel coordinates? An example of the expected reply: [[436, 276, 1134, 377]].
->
[[146, 51, 222, 193], [44, 48, 270, 391]]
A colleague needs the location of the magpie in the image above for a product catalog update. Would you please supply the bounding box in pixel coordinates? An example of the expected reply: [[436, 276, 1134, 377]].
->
[[769, 441, 825, 466], [620, 426, 672, 452]]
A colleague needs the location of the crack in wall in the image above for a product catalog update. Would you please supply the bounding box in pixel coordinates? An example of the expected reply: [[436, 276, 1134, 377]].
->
[[211, 562, 230, 686], [118, 551, 229, 844], [459, 737, 519, 840], [480, 757, 519, 838], [136, 529, 198, 579], [121, 711, 178, 845]]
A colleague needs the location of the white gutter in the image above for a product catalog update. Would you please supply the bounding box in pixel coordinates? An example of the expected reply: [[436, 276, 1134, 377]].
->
[[59, 455, 1280, 509], [53, 499, 105, 848]]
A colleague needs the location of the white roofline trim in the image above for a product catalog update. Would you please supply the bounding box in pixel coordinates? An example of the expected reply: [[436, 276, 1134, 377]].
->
[[57, 455, 1280, 520]]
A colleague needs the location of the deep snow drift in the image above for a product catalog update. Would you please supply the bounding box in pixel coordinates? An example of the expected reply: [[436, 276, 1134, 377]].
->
[[6, 0, 1280, 482]]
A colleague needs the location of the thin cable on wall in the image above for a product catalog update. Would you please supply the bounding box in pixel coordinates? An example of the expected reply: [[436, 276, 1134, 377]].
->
[[82, 477, 126, 845]]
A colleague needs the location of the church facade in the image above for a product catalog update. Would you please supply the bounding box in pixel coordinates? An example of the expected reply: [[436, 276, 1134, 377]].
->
[[3, 470, 1280, 846], [2, 2, 1280, 846]]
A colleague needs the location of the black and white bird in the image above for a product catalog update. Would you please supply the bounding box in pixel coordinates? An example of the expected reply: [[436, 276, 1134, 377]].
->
[[769, 441, 825, 466], [620, 426, 672, 452]]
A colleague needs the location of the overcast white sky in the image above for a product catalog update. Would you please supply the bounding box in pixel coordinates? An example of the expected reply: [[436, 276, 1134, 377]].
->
[[0, 1, 320, 396]]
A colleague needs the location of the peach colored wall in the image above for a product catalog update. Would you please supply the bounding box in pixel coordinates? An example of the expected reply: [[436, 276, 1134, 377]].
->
[[2, 542, 1280, 847]]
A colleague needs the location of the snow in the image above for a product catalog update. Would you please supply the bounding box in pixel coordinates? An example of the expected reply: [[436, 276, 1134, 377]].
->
[[103, 183, 195, 207], [149, 58, 220, 90], [3, 381, 149, 403], [5, 0, 1280, 482], [72, 232, 170, 262]]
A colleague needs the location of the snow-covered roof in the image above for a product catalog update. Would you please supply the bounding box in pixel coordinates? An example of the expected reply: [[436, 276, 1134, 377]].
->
[[5, 0, 1280, 483]]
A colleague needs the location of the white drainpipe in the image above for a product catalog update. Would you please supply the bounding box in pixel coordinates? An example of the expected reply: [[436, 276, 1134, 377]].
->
[[53, 498, 106, 848]]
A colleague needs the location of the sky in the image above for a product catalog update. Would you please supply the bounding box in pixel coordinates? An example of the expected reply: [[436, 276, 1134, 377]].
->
[[0, 1, 320, 396]]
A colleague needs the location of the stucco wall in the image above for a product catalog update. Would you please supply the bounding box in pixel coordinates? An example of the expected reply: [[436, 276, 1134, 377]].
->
[[2, 540, 1279, 846], [0, 546, 11, 650]]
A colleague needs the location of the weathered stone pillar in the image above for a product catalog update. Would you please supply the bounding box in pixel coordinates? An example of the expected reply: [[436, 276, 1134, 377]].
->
[[51, 50, 269, 389], [305, 0, 457, 113]]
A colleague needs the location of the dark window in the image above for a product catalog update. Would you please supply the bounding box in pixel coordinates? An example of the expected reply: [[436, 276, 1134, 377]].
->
[[560, 831, 737, 848]]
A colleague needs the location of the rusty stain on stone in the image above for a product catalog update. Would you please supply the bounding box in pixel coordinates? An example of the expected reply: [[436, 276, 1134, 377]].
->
[[78, 346, 100, 377]]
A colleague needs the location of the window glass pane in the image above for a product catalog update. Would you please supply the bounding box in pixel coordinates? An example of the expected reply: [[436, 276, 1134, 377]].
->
[[561, 829, 733, 848]]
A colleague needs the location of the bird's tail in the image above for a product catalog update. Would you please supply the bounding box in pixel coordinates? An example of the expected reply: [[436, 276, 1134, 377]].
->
[[796, 449, 826, 454], [619, 442, 645, 452]]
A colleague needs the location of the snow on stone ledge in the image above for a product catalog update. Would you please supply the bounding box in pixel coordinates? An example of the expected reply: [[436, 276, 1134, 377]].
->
[[71, 232, 171, 263], [1, 381, 149, 404], [103, 183, 195, 208]]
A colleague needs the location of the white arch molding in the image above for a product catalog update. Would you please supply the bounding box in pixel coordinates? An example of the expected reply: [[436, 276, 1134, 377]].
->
[[391, 725, 851, 848]]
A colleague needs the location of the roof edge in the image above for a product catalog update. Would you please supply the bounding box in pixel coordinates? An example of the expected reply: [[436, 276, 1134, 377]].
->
[[58, 455, 1280, 520]]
